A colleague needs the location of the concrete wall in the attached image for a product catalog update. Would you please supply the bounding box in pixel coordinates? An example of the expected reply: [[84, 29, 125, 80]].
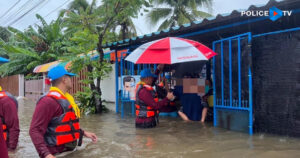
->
[[100, 63, 116, 102]]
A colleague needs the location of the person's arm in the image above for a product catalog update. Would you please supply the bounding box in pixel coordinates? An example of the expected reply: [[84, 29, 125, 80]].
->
[[2, 97, 19, 150], [178, 111, 190, 121], [202, 88, 213, 101], [139, 89, 169, 110], [153, 64, 164, 84], [29, 98, 60, 158], [83, 130, 98, 143]]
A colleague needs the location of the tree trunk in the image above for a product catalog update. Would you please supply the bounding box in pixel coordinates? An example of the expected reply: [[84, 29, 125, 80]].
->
[[93, 34, 105, 113], [121, 23, 127, 40], [87, 64, 101, 113]]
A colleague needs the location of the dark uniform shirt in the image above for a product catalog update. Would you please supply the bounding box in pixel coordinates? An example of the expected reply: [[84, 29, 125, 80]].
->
[[135, 86, 169, 127], [0, 95, 20, 150], [29, 97, 65, 158]]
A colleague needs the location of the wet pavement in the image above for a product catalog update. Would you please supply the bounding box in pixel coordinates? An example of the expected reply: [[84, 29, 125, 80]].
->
[[9, 99, 300, 158]]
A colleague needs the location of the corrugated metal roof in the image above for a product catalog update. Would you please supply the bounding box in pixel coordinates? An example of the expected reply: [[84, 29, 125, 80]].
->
[[103, 0, 297, 48]]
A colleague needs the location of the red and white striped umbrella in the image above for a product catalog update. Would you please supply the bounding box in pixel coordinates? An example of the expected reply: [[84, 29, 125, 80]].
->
[[125, 37, 217, 64]]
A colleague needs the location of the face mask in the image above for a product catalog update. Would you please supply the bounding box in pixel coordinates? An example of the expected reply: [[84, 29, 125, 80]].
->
[[205, 85, 210, 93]]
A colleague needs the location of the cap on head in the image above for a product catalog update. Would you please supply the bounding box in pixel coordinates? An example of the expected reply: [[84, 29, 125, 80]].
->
[[48, 66, 76, 81], [140, 69, 157, 78]]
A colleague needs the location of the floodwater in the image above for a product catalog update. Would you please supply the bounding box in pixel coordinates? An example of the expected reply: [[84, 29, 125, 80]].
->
[[9, 99, 300, 158]]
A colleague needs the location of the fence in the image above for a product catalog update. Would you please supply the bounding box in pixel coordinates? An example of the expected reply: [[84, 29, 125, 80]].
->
[[25, 68, 88, 101], [0, 74, 22, 96], [25, 77, 43, 100]]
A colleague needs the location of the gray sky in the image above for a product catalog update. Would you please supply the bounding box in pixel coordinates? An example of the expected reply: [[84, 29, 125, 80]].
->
[[0, 0, 269, 35]]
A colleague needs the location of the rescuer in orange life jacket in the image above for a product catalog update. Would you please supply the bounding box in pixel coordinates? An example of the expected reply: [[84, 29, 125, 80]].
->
[[0, 86, 20, 151], [135, 68, 175, 128], [29, 66, 98, 158], [0, 56, 14, 158]]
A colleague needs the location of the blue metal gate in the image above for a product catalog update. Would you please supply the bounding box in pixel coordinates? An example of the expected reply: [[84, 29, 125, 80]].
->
[[212, 32, 253, 135]]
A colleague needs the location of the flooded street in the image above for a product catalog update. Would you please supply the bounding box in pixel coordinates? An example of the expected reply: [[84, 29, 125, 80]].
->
[[9, 99, 300, 158]]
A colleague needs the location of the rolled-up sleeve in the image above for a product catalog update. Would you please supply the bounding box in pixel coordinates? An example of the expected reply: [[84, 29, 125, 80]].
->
[[138, 88, 169, 110]]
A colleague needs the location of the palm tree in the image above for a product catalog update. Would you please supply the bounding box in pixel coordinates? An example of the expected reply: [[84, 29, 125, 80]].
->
[[67, 0, 89, 14], [62, 0, 99, 36], [112, 16, 137, 40], [147, 0, 212, 30], [63, 0, 138, 41]]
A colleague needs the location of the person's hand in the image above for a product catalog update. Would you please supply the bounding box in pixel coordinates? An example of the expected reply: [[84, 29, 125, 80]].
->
[[45, 154, 56, 158], [166, 92, 175, 100], [84, 131, 98, 143], [157, 64, 164, 71]]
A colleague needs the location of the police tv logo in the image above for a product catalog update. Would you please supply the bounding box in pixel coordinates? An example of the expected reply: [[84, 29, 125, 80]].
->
[[241, 7, 292, 21]]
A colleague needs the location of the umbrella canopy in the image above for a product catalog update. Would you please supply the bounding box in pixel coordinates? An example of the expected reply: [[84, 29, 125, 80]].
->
[[125, 37, 217, 64], [0, 57, 9, 63], [33, 60, 72, 73]]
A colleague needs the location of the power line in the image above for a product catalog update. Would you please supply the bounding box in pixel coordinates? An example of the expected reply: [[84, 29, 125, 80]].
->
[[31, 0, 52, 14], [31, 0, 72, 26], [1, 0, 35, 25], [7, 0, 46, 26], [44, 0, 72, 18], [0, 0, 22, 20], [13, 0, 52, 26], [0, 0, 71, 32]]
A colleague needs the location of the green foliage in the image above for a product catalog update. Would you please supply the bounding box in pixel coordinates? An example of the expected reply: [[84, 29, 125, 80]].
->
[[64, 26, 112, 114], [0, 27, 12, 42], [74, 86, 96, 114], [147, 0, 212, 30], [0, 14, 71, 77], [62, 0, 151, 113], [75, 86, 109, 114]]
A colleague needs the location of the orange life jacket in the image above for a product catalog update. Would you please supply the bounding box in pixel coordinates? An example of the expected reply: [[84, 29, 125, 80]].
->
[[0, 91, 18, 141], [39, 90, 83, 147], [135, 84, 159, 118]]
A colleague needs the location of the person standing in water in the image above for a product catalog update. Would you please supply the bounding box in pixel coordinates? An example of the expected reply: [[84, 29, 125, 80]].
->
[[135, 69, 175, 128], [0, 56, 10, 158], [29, 66, 98, 158], [0, 85, 20, 151]]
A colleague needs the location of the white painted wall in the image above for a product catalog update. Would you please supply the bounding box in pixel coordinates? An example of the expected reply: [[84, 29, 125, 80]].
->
[[99, 63, 116, 102]]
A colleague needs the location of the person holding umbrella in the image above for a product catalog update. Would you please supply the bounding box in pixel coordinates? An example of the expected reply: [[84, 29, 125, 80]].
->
[[0, 57, 10, 158], [135, 69, 175, 128]]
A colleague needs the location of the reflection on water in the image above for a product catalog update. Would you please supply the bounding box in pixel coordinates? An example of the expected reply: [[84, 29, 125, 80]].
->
[[9, 99, 300, 158]]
